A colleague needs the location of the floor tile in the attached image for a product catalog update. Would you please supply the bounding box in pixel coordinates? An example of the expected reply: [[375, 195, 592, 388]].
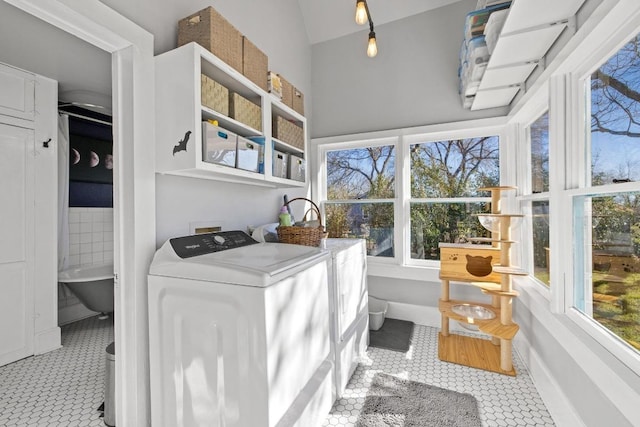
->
[[323, 324, 555, 427], [0, 317, 554, 427], [0, 316, 113, 427]]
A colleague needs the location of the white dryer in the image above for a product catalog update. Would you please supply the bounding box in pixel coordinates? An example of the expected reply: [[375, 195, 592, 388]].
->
[[148, 230, 333, 427], [322, 238, 369, 398]]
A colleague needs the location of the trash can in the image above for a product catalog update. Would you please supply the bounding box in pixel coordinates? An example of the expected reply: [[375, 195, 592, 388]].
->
[[368, 296, 388, 331], [104, 342, 115, 426]]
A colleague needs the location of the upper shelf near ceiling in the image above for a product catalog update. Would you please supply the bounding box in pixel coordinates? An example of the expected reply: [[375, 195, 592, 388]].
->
[[459, 0, 585, 111]]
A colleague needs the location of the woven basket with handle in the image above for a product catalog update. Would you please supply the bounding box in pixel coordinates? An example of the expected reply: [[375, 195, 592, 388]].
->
[[277, 197, 327, 247]]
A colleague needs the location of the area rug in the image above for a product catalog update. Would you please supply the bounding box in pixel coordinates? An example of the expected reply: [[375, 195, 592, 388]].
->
[[369, 318, 414, 352], [356, 373, 482, 427]]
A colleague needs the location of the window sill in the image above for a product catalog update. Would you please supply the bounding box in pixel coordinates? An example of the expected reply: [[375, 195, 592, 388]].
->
[[367, 262, 441, 282]]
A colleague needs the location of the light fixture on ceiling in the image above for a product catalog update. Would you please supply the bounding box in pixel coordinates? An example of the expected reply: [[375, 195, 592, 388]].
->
[[367, 30, 377, 58], [355, 0, 377, 58], [355, 0, 368, 25]]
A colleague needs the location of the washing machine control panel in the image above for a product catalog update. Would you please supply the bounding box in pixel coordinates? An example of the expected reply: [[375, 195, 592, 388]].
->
[[170, 230, 258, 258]]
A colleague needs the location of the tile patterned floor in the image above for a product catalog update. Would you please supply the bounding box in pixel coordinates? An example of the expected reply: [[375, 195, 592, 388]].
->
[[324, 324, 555, 427], [0, 317, 554, 427], [0, 315, 113, 427]]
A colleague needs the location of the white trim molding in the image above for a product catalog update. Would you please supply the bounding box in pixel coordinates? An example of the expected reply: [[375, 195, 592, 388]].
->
[[3, 1, 157, 425]]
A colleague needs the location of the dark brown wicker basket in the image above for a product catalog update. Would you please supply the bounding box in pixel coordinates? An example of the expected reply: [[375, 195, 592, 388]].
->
[[277, 197, 327, 247]]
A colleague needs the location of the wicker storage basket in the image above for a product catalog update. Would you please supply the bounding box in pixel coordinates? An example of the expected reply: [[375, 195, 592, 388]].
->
[[178, 6, 243, 72], [272, 116, 304, 150], [277, 198, 327, 247], [242, 37, 268, 91], [292, 87, 304, 115], [200, 74, 229, 115], [279, 74, 294, 109], [268, 71, 282, 99], [229, 92, 262, 131]]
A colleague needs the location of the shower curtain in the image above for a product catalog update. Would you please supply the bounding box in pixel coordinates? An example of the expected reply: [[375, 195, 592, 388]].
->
[[58, 114, 70, 272]]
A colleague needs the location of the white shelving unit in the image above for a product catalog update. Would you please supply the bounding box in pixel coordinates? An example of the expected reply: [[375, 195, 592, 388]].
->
[[155, 42, 307, 187], [469, 0, 585, 110]]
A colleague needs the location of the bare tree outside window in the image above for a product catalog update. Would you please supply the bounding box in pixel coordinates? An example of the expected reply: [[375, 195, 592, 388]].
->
[[410, 137, 499, 260], [325, 146, 395, 257], [591, 34, 640, 185], [585, 33, 640, 352]]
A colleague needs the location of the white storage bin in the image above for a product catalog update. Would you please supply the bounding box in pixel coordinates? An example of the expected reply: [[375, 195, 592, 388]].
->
[[287, 154, 305, 182], [202, 122, 237, 167], [272, 149, 288, 179], [368, 296, 388, 331], [236, 135, 262, 172], [484, 9, 509, 54]]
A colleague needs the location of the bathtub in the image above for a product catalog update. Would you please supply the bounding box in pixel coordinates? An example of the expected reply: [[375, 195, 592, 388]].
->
[[58, 264, 114, 314]]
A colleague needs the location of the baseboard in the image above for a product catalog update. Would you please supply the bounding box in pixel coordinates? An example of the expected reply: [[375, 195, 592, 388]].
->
[[514, 334, 585, 427], [58, 302, 99, 325], [385, 301, 438, 326], [34, 327, 61, 355]]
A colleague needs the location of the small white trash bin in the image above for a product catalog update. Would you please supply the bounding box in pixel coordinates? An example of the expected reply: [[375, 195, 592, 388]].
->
[[368, 297, 388, 331]]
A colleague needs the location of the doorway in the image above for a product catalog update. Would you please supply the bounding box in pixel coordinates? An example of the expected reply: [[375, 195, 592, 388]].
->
[[1, 1, 156, 425]]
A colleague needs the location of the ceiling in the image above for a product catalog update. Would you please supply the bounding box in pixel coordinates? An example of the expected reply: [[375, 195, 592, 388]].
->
[[0, 0, 462, 111], [298, 0, 462, 44], [0, 1, 112, 111]]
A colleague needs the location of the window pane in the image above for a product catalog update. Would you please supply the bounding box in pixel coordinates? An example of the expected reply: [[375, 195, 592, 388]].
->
[[325, 202, 394, 257], [410, 202, 490, 260], [410, 136, 499, 198], [591, 34, 640, 186], [532, 200, 550, 286], [575, 193, 640, 353], [530, 112, 549, 193], [326, 146, 395, 199]]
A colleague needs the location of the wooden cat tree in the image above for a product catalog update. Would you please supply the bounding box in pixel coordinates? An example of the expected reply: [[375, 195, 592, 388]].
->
[[438, 186, 524, 376]]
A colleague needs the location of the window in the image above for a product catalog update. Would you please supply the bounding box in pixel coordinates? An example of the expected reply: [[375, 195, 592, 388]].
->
[[531, 200, 550, 285], [571, 33, 640, 355], [324, 144, 395, 257], [410, 136, 500, 260], [530, 112, 549, 194], [522, 111, 551, 287], [574, 193, 640, 353], [590, 35, 640, 186], [317, 126, 503, 267]]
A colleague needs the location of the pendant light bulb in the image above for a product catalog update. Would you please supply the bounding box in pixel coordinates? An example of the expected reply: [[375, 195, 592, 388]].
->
[[355, 1, 368, 25], [367, 31, 378, 58]]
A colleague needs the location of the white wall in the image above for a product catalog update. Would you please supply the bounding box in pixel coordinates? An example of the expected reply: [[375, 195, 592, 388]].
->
[[67, 208, 115, 267], [96, 0, 313, 244], [310, 0, 507, 138], [155, 175, 311, 246], [101, 0, 311, 112], [58, 207, 115, 323]]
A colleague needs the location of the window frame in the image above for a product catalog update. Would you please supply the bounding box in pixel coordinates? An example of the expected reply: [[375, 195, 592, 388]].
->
[[403, 130, 504, 267], [552, 7, 640, 373], [517, 105, 552, 294], [316, 135, 400, 266], [313, 119, 508, 280]]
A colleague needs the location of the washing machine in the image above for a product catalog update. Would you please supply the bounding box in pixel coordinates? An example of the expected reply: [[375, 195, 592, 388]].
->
[[148, 230, 334, 427]]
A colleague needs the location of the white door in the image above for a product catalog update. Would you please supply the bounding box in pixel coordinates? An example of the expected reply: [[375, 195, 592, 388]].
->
[[0, 64, 35, 121], [0, 122, 34, 366]]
